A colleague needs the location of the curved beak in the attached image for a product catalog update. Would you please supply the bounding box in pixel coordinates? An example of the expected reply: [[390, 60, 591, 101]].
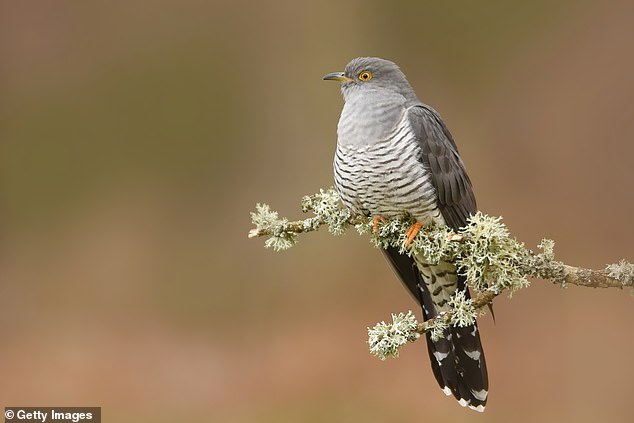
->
[[323, 71, 352, 82]]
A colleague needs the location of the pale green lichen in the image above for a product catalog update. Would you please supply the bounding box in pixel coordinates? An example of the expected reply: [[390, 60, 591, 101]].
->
[[457, 212, 529, 296], [367, 311, 420, 360], [264, 225, 296, 251], [407, 222, 455, 264], [428, 318, 450, 342], [251, 189, 351, 251], [301, 188, 352, 235], [355, 220, 374, 235], [538, 238, 556, 261], [251, 203, 281, 231], [370, 217, 410, 250], [526, 238, 566, 286], [606, 259, 634, 285], [367, 217, 455, 266], [250, 204, 298, 251], [447, 290, 477, 327]]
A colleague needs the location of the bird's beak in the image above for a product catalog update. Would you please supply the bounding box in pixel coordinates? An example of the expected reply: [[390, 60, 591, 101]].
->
[[323, 71, 352, 83]]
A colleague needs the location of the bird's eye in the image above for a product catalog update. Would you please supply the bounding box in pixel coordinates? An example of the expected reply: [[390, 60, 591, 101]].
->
[[358, 71, 373, 81]]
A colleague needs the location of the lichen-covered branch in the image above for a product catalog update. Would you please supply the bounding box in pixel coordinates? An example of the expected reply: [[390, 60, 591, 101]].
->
[[249, 187, 633, 360], [248, 188, 365, 250]]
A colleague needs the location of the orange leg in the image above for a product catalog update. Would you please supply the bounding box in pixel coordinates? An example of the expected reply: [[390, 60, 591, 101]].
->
[[372, 216, 387, 235], [405, 222, 424, 248]]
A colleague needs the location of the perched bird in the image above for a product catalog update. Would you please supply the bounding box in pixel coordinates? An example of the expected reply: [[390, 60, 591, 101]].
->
[[324, 57, 488, 412]]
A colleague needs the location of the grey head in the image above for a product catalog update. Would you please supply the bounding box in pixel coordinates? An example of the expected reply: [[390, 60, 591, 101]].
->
[[323, 57, 419, 105]]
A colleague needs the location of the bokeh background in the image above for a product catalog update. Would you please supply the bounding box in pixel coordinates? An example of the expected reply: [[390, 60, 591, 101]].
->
[[1, 1, 633, 422]]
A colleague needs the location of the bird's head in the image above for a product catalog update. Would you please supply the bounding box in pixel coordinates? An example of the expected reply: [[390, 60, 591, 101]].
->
[[323, 57, 417, 103]]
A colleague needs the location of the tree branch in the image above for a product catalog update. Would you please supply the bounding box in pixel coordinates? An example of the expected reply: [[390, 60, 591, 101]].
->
[[249, 187, 633, 359]]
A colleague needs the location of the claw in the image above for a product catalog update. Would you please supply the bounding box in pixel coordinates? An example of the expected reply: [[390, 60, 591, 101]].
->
[[405, 222, 424, 248], [373, 216, 387, 235]]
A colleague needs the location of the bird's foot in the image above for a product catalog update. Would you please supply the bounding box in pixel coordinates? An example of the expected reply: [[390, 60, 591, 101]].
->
[[372, 216, 387, 235], [405, 222, 424, 248]]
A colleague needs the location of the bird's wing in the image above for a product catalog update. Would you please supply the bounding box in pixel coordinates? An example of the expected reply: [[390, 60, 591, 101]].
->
[[407, 104, 477, 230], [388, 104, 487, 412], [383, 104, 477, 303]]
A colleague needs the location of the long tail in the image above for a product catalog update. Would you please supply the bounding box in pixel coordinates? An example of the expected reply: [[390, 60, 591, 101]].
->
[[415, 263, 488, 411], [384, 247, 488, 411]]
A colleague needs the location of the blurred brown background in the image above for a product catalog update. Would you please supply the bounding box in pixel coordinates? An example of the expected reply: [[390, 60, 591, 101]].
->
[[1, 1, 633, 422]]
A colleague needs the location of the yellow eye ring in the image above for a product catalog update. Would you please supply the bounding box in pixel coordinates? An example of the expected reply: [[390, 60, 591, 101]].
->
[[358, 70, 373, 81]]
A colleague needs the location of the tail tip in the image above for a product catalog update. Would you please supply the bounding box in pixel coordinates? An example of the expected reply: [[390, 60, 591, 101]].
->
[[457, 397, 486, 412], [469, 404, 486, 413]]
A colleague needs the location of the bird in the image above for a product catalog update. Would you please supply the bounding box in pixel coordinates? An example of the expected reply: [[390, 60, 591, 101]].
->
[[323, 57, 488, 412]]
